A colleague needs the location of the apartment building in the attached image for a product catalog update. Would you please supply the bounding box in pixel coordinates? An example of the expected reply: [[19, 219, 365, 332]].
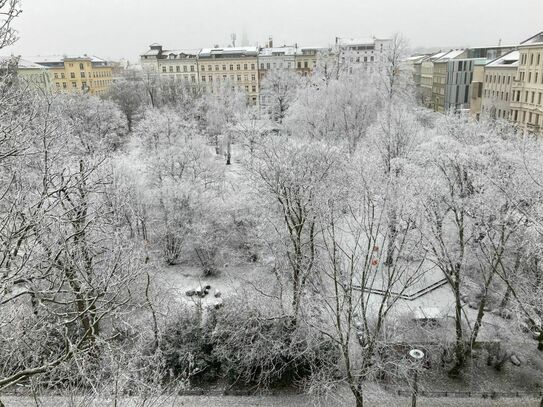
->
[[257, 43, 297, 81], [29, 55, 113, 95], [198, 46, 259, 104], [420, 52, 446, 109], [510, 32, 543, 133], [406, 54, 429, 103], [335, 37, 391, 67], [295, 47, 325, 76], [140, 44, 199, 84], [444, 58, 484, 112], [469, 60, 487, 119], [432, 50, 467, 112], [478, 50, 519, 120], [12, 57, 51, 91]]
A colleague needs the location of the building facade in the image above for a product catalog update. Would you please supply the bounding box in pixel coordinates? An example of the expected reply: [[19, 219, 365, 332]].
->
[[444, 58, 483, 112], [257, 44, 296, 81], [432, 50, 467, 112], [295, 47, 324, 76], [335, 37, 392, 68], [421, 52, 446, 109], [510, 32, 543, 133], [29, 55, 113, 95], [480, 50, 519, 120], [198, 46, 259, 104], [140, 44, 199, 85], [14, 58, 51, 91]]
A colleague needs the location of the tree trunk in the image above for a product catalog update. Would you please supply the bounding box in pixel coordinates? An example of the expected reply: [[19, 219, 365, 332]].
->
[[499, 285, 511, 310], [450, 279, 465, 376], [226, 137, 231, 165], [351, 385, 364, 407]]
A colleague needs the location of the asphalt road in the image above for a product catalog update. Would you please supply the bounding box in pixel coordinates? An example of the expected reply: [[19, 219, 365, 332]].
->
[[2, 395, 541, 407]]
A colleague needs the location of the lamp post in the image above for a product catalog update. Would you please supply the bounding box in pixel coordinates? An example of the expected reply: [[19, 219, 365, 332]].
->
[[408, 348, 425, 407]]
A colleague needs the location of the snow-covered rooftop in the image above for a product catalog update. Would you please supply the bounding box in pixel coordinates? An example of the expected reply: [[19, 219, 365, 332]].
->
[[337, 37, 376, 46], [27, 55, 108, 64], [520, 31, 543, 46], [258, 46, 297, 57], [17, 58, 47, 69], [199, 46, 258, 58], [486, 50, 520, 68], [435, 49, 466, 62]]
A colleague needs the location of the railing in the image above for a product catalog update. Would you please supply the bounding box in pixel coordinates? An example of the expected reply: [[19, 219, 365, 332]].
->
[[386, 387, 543, 399], [353, 278, 449, 301]]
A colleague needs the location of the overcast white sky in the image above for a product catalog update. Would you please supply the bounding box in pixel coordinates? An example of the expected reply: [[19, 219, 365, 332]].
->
[[3, 0, 543, 62]]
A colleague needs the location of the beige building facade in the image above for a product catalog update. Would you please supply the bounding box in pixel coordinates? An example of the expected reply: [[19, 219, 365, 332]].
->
[[510, 32, 543, 133], [198, 47, 259, 104], [480, 50, 519, 120]]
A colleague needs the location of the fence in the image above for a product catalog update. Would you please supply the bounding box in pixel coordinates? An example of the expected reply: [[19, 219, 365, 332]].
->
[[384, 386, 543, 399]]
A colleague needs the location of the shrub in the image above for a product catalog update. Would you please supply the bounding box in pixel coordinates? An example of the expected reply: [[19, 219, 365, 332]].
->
[[211, 295, 339, 389], [159, 309, 220, 384]]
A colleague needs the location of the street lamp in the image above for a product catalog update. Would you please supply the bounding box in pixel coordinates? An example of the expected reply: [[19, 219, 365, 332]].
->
[[408, 348, 425, 407]]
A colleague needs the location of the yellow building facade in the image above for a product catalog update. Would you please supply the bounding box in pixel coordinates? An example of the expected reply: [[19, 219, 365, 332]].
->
[[197, 47, 259, 104], [29, 55, 113, 95]]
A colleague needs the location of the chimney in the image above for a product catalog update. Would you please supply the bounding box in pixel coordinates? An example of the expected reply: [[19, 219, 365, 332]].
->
[[268, 37, 273, 48]]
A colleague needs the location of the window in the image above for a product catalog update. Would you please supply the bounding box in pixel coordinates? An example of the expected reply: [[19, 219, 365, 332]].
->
[[162, 66, 166, 73], [183, 66, 187, 72], [251, 74, 255, 81], [72, 82, 77, 88], [298, 62, 301, 68], [201, 76, 206, 82], [222, 65, 226, 71], [364, 56, 367, 62], [191, 75, 196, 82], [55, 82, 60, 88], [79, 63, 84, 70], [81, 72, 85, 78], [70, 72, 75, 78], [304, 61, 308, 68], [237, 75, 241, 81], [190, 65, 194, 72], [82, 81, 87, 88], [266, 63, 270, 69], [244, 64, 247, 70], [251, 64, 255, 70], [209, 75, 212, 82], [215, 65, 219, 71], [208, 65, 212, 71], [169, 66, 173, 72], [176, 66, 180, 72], [201, 65, 205, 72], [62, 82, 67, 88], [252, 85, 256, 92], [230, 64, 234, 70], [260, 63, 264, 69]]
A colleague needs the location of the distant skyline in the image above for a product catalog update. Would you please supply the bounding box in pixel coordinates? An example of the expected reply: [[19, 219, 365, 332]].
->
[[3, 0, 543, 62]]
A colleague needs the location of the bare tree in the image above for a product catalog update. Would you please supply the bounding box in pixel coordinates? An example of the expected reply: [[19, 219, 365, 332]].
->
[[0, 0, 21, 50], [246, 134, 342, 325]]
